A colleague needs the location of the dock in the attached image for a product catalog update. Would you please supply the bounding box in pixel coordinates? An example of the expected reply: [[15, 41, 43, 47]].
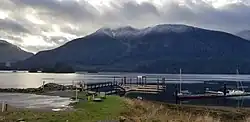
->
[[84, 83, 166, 95], [67, 76, 168, 96], [123, 85, 165, 92], [177, 93, 250, 100]]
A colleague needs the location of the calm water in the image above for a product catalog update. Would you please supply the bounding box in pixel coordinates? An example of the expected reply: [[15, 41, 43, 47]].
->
[[1, 71, 250, 108], [1, 71, 250, 88]]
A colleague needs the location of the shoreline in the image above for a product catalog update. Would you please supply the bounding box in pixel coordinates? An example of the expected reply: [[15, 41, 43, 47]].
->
[[1, 92, 250, 121], [1, 89, 250, 121], [0, 82, 249, 112], [1, 89, 250, 112], [0, 91, 76, 112]]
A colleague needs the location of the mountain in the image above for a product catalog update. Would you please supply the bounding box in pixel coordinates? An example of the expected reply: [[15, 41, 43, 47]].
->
[[0, 40, 33, 63], [17, 24, 250, 74], [236, 30, 250, 40]]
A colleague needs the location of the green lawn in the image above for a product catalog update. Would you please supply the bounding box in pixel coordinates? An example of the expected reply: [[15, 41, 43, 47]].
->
[[0, 96, 127, 122], [1, 94, 250, 122]]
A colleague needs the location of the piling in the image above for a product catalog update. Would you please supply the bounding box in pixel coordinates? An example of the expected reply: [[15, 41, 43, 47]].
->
[[121, 78, 123, 86], [1, 101, 4, 112], [130, 78, 132, 86], [162, 78, 165, 85], [1, 101, 7, 112], [139, 77, 142, 85], [5, 103, 7, 112], [75, 85, 78, 101], [84, 83, 87, 91], [136, 77, 139, 86], [162, 78, 166, 90], [223, 83, 227, 96], [157, 79, 159, 90], [124, 77, 127, 85], [72, 81, 74, 91], [175, 85, 178, 104], [42, 81, 45, 92]]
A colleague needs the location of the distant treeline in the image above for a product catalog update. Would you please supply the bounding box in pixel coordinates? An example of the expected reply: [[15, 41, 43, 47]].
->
[[3, 59, 250, 74], [72, 59, 250, 74], [27, 62, 75, 73]]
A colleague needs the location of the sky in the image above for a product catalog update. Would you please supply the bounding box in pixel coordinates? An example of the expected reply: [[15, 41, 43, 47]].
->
[[0, 0, 250, 53]]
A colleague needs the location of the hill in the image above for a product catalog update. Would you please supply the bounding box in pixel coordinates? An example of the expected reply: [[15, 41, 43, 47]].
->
[[0, 40, 33, 69], [17, 24, 250, 74]]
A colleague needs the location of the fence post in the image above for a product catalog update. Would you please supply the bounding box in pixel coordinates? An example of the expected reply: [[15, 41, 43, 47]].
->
[[72, 81, 74, 91], [1, 101, 5, 112], [4, 103, 7, 112], [75, 85, 78, 101], [175, 85, 178, 104], [42, 81, 45, 92], [157, 79, 159, 90]]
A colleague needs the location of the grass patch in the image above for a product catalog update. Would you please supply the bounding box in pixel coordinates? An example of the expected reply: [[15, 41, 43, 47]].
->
[[73, 95, 126, 121], [121, 99, 250, 122], [0, 96, 126, 122]]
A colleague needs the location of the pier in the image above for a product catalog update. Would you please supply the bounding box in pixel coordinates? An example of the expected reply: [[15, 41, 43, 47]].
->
[[39, 76, 250, 103], [83, 76, 167, 95], [41, 76, 167, 96]]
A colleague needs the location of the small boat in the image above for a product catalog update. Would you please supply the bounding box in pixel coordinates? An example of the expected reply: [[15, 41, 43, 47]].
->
[[205, 90, 224, 95], [177, 69, 191, 96], [137, 96, 143, 100], [226, 69, 245, 95], [204, 87, 224, 95], [93, 98, 102, 102], [177, 90, 191, 96], [227, 89, 245, 95]]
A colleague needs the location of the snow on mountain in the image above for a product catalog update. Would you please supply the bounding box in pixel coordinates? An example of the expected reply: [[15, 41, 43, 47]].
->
[[95, 26, 139, 38], [144, 24, 196, 33], [94, 24, 196, 39]]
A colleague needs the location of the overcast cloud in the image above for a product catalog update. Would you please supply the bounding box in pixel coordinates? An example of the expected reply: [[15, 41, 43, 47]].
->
[[0, 0, 250, 53]]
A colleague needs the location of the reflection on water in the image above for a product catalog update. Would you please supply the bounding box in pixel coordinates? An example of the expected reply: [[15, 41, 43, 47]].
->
[[0, 93, 72, 109]]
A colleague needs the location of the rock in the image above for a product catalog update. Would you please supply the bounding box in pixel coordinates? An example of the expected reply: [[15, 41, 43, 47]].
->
[[17, 118, 25, 122], [42, 83, 65, 90], [119, 116, 126, 122]]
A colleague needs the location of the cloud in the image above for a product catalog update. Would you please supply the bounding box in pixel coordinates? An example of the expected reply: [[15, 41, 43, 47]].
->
[[0, 18, 30, 34], [0, 0, 250, 53]]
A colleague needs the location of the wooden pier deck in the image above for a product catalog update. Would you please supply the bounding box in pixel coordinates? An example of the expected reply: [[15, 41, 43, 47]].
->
[[83, 81, 166, 95], [80, 76, 168, 95], [41, 76, 168, 96], [123, 85, 165, 92]]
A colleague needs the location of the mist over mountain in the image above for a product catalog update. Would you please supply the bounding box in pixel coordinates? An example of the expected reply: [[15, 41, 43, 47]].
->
[[236, 30, 250, 41], [17, 24, 250, 74]]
